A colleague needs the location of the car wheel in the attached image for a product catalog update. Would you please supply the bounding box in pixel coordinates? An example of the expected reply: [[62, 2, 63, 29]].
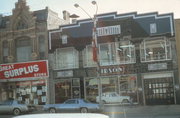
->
[[80, 107, 88, 113], [121, 99, 129, 104], [49, 108, 56, 113], [13, 108, 21, 115], [102, 100, 106, 104]]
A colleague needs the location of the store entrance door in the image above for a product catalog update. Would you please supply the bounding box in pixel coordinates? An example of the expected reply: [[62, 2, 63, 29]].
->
[[55, 78, 81, 103], [144, 78, 175, 105], [55, 80, 72, 103]]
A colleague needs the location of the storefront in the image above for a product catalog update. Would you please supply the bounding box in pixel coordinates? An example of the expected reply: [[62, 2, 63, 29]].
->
[[84, 65, 138, 103], [0, 60, 49, 105]]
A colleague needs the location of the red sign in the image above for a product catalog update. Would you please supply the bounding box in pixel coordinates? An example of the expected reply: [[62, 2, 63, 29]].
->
[[0, 60, 49, 79]]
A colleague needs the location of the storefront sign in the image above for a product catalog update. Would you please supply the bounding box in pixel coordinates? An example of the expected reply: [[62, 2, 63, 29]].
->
[[148, 63, 167, 71], [100, 66, 124, 76], [0, 60, 49, 79], [57, 70, 73, 77], [97, 25, 121, 36]]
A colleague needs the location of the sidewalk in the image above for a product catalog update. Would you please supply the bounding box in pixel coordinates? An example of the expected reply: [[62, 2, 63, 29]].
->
[[33, 104, 180, 116], [103, 104, 180, 116]]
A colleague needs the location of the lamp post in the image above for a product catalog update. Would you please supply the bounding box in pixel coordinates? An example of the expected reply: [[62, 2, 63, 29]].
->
[[74, 1, 102, 106]]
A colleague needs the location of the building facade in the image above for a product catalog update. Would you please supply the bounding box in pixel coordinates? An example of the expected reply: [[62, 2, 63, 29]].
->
[[175, 19, 180, 102], [49, 11, 179, 105], [0, 0, 68, 105]]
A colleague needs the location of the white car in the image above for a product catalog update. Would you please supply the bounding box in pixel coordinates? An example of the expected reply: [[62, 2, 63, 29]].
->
[[96, 92, 131, 104]]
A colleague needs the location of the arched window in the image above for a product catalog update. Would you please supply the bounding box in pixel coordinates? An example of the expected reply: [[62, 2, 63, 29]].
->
[[16, 20, 28, 30], [16, 37, 32, 62]]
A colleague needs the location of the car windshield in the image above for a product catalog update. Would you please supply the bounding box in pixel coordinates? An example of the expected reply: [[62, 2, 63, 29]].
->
[[111, 93, 118, 97], [0, 1, 180, 118]]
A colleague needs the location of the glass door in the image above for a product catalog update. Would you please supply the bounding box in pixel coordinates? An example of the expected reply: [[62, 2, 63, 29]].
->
[[55, 80, 72, 103]]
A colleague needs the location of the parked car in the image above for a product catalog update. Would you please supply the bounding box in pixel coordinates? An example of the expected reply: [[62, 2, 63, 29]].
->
[[43, 99, 101, 113], [96, 92, 131, 104], [13, 113, 109, 118], [0, 99, 29, 115]]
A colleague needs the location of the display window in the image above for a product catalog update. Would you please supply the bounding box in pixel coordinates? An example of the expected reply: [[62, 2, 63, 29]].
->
[[85, 75, 138, 103], [15, 80, 46, 105], [85, 78, 98, 102]]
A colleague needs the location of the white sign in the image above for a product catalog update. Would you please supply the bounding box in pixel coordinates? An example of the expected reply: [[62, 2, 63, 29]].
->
[[100, 66, 124, 75], [57, 70, 73, 77], [32, 87, 37, 92], [41, 96, 46, 102], [97, 25, 121, 36], [37, 90, 42, 95], [148, 63, 167, 71]]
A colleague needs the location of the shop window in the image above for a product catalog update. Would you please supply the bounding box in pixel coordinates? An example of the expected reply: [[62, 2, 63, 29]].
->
[[140, 37, 171, 62], [85, 78, 98, 102], [99, 41, 135, 66], [16, 80, 46, 105], [119, 75, 137, 102], [54, 47, 79, 70], [101, 77, 119, 94], [85, 76, 138, 103], [3, 40, 9, 63], [83, 45, 97, 67], [16, 38, 32, 62], [38, 35, 46, 59]]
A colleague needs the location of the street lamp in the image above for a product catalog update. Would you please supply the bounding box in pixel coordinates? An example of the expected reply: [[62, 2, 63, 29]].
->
[[74, 1, 102, 106]]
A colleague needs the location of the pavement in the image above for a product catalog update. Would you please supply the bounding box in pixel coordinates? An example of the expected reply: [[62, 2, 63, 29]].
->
[[33, 104, 180, 116], [103, 104, 180, 116]]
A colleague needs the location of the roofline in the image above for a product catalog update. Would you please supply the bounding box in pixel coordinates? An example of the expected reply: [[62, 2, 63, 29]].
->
[[48, 11, 174, 50]]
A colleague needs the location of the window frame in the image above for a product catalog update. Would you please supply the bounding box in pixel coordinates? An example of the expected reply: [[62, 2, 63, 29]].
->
[[99, 41, 136, 66], [54, 47, 79, 70], [140, 37, 172, 62]]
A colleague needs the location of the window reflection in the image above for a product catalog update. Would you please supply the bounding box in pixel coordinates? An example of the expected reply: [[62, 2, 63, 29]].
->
[[99, 41, 136, 66], [54, 47, 79, 69], [85, 75, 138, 103]]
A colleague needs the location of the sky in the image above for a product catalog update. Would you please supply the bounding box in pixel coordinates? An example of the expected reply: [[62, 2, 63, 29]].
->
[[0, 0, 180, 19]]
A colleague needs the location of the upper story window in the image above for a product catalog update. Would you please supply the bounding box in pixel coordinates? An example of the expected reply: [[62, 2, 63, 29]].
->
[[83, 45, 97, 67], [16, 20, 28, 30], [38, 35, 46, 59], [99, 41, 136, 66], [16, 38, 32, 62], [54, 47, 79, 70], [3, 40, 9, 63], [150, 23, 157, 34], [140, 37, 171, 62], [61, 35, 68, 44]]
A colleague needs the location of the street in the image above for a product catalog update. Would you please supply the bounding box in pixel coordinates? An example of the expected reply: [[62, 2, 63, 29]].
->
[[1, 104, 180, 118]]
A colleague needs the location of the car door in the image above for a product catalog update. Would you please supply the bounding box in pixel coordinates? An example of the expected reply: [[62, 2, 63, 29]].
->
[[60, 99, 79, 112], [0, 101, 12, 113], [110, 93, 119, 103]]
